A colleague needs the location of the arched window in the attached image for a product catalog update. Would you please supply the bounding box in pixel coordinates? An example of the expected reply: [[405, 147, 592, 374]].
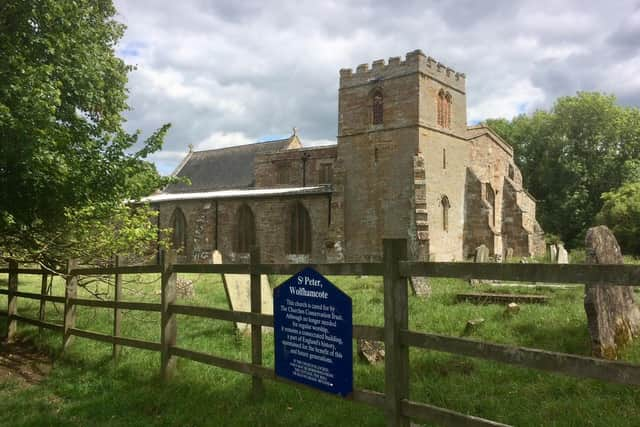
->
[[437, 90, 452, 128], [441, 195, 450, 232], [290, 202, 311, 254], [171, 208, 187, 249], [445, 92, 452, 128], [437, 89, 445, 127], [372, 90, 383, 125], [235, 204, 255, 253]]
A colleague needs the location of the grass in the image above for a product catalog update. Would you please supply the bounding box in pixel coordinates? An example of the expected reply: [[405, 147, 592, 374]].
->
[[0, 269, 639, 426]]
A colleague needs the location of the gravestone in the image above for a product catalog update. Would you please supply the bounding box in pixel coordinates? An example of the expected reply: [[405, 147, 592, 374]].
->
[[470, 244, 490, 286], [410, 277, 431, 298], [584, 226, 640, 359], [212, 250, 273, 334], [474, 244, 490, 263], [505, 247, 514, 262], [548, 244, 558, 263], [557, 243, 569, 264]]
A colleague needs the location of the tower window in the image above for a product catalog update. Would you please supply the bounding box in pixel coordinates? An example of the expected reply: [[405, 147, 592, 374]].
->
[[442, 148, 447, 169], [372, 90, 383, 125], [441, 195, 450, 232], [437, 89, 452, 128], [235, 204, 256, 253], [290, 202, 311, 254], [171, 208, 187, 249]]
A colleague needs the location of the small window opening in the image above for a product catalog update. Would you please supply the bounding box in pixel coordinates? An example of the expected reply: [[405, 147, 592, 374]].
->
[[372, 90, 383, 125], [441, 195, 450, 232]]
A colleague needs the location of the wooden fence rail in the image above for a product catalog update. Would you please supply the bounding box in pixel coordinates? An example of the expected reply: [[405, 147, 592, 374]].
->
[[2, 239, 640, 427]]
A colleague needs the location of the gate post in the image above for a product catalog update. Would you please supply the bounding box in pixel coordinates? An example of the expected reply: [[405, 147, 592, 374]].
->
[[383, 239, 410, 427], [7, 260, 18, 342], [160, 249, 177, 381], [250, 245, 264, 398], [63, 259, 78, 351], [113, 255, 123, 361], [38, 268, 48, 333]]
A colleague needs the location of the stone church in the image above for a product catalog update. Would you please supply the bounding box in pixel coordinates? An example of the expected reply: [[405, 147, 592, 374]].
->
[[143, 49, 545, 264]]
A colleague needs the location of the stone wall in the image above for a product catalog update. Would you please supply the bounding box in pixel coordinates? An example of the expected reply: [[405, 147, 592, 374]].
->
[[463, 169, 495, 258], [254, 146, 337, 188], [420, 131, 470, 261], [338, 55, 421, 261], [157, 194, 333, 264]]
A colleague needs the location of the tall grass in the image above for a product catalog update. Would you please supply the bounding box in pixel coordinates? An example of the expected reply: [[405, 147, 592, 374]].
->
[[0, 270, 639, 426]]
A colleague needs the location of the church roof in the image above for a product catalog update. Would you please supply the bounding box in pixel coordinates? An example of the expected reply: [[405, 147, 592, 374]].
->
[[164, 134, 301, 193]]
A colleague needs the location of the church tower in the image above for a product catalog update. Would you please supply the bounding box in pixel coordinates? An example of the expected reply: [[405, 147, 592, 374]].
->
[[337, 49, 468, 261]]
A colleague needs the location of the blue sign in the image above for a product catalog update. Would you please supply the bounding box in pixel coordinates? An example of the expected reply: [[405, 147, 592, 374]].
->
[[274, 267, 353, 397]]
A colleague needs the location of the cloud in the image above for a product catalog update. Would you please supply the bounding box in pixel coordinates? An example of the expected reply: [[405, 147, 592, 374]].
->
[[113, 0, 640, 173]]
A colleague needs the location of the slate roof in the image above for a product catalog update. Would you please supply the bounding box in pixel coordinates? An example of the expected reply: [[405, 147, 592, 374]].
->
[[164, 137, 297, 194]]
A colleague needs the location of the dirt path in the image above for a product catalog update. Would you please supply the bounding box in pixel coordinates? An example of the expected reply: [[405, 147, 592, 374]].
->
[[0, 338, 52, 386]]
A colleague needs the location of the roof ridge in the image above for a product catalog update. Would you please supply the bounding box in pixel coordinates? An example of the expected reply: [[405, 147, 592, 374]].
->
[[192, 137, 292, 154]]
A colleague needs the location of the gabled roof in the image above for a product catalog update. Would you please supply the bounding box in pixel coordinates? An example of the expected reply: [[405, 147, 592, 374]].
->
[[164, 135, 301, 194], [466, 125, 513, 155]]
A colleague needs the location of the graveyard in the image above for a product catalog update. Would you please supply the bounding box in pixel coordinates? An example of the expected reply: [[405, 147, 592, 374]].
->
[[1, 249, 639, 426]]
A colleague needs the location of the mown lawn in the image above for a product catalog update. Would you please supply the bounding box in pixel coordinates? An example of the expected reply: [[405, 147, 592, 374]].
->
[[0, 267, 639, 427]]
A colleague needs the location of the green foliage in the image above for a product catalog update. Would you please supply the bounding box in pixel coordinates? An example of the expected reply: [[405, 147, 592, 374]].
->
[[596, 182, 640, 254], [0, 1, 172, 266], [485, 92, 640, 249]]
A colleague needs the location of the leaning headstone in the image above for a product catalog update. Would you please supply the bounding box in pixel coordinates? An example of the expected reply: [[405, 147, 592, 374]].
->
[[212, 250, 273, 334], [470, 244, 490, 286], [557, 243, 569, 264], [584, 226, 640, 359], [548, 244, 558, 263], [410, 277, 431, 298], [357, 339, 385, 364]]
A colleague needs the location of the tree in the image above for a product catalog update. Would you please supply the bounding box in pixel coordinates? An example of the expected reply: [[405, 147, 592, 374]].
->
[[0, 1, 171, 267], [485, 92, 640, 248], [596, 182, 640, 254]]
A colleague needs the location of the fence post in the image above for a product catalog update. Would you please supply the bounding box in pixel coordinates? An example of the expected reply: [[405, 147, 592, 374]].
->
[[250, 245, 264, 398], [113, 255, 122, 361], [160, 249, 177, 381], [383, 239, 409, 427], [38, 268, 48, 334], [63, 259, 78, 352], [7, 260, 18, 342]]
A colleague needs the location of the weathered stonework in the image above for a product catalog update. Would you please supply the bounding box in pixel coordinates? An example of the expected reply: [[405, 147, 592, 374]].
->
[[148, 49, 545, 264]]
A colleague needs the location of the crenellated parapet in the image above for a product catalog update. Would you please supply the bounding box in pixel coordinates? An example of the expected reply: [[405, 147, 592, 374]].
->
[[339, 49, 466, 92]]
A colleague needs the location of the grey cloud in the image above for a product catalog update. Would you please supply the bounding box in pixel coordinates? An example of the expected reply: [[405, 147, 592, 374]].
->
[[113, 0, 640, 172]]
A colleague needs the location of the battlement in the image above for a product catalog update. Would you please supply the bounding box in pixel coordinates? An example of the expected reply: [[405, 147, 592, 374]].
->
[[339, 49, 466, 92]]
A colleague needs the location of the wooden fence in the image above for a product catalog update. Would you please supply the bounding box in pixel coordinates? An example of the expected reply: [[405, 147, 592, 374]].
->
[[2, 239, 640, 427]]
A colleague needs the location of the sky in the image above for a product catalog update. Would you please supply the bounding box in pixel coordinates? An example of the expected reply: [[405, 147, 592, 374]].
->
[[112, 0, 640, 175]]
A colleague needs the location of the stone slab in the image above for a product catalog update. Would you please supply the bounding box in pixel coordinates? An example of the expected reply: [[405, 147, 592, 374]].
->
[[584, 226, 640, 359], [213, 250, 273, 334], [456, 292, 549, 305]]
